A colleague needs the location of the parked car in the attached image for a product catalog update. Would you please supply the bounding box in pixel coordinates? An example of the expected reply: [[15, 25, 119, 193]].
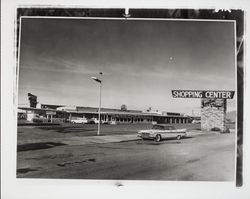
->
[[87, 118, 99, 124], [109, 121, 117, 125], [219, 127, 231, 134], [192, 120, 201, 124], [71, 117, 88, 124], [138, 124, 187, 142], [102, 121, 114, 124]]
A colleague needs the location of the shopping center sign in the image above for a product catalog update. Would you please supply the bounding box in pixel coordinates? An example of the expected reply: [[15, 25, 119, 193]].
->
[[172, 90, 235, 99]]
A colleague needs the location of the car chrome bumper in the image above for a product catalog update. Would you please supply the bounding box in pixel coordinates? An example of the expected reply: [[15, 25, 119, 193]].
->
[[139, 134, 155, 139]]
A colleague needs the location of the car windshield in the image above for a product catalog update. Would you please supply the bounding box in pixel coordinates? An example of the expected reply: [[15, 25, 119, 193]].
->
[[164, 126, 175, 130], [152, 125, 164, 130], [152, 125, 176, 130]]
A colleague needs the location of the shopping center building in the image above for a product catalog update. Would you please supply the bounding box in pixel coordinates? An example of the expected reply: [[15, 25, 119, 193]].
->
[[18, 104, 192, 124]]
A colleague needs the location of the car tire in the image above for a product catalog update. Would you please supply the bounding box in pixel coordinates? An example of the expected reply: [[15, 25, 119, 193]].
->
[[155, 134, 161, 142], [176, 135, 181, 140]]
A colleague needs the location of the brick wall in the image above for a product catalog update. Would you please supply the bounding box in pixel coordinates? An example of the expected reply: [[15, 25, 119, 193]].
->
[[201, 98, 227, 131]]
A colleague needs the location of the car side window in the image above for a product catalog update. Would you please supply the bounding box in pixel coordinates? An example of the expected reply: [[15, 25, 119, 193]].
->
[[166, 126, 175, 130], [153, 125, 163, 130]]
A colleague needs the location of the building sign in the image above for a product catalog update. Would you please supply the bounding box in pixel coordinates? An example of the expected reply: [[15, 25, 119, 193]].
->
[[46, 111, 56, 115], [172, 90, 235, 99]]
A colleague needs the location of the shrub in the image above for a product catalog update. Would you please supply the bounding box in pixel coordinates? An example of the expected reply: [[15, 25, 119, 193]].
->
[[211, 127, 221, 131]]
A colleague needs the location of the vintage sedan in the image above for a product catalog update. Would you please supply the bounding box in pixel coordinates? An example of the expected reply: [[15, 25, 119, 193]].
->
[[70, 117, 88, 124], [138, 124, 187, 142]]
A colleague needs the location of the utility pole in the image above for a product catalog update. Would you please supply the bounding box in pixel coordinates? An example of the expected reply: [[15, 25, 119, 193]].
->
[[91, 72, 102, 136]]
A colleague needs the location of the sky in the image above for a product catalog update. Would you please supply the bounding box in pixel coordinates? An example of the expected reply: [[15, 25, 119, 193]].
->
[[18, 18, 236, 114]]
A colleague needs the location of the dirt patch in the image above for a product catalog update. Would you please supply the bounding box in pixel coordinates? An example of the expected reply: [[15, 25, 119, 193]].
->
[[26, 153, 74, 160], [187, 158, 200, 163], [57, 158, 96, 167], [39, 126, 95, 133], [17, 142, 67, 152], [17, 168, 38, 174]]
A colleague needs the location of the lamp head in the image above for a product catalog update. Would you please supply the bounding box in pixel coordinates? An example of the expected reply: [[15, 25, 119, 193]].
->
[[91, 76, 102, 83]]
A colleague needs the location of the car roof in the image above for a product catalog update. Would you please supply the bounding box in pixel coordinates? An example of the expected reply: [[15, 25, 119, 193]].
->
[[153, 124, 174, 127]]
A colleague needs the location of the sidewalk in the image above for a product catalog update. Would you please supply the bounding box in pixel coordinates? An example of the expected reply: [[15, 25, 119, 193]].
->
[[60, 134, 138, 145], [186, 130, 217, 137], [19, 130, 220, 146]]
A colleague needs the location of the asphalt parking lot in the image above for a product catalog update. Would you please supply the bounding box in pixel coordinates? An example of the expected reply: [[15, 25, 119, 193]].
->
[[16, 123, 236, 181]]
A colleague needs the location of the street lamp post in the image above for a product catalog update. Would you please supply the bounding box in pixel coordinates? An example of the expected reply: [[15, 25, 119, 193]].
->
[[91, 72, 102, 136]]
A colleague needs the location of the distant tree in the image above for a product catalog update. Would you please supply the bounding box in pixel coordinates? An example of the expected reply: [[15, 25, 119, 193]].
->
[[147, 107, 152, 112], [28, 93, 38, 108], [121, 104, 127, 111]]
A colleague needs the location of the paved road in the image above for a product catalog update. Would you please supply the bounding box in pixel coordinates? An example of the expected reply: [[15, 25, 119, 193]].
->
[[17, 132, 235, 181], [17, 123, 200, 144]]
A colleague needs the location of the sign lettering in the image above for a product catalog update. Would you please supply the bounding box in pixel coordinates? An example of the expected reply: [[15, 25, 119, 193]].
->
[[172, 90, 235, 99]]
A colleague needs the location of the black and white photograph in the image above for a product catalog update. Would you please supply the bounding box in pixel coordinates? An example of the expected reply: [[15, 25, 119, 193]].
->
[[1, 3, 249, 199], [17, 14, 237, 181]]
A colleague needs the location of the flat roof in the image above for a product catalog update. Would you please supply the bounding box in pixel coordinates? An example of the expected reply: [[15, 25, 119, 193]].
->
[[152, 124, 176, 126], [18, 107, 190, 118]]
